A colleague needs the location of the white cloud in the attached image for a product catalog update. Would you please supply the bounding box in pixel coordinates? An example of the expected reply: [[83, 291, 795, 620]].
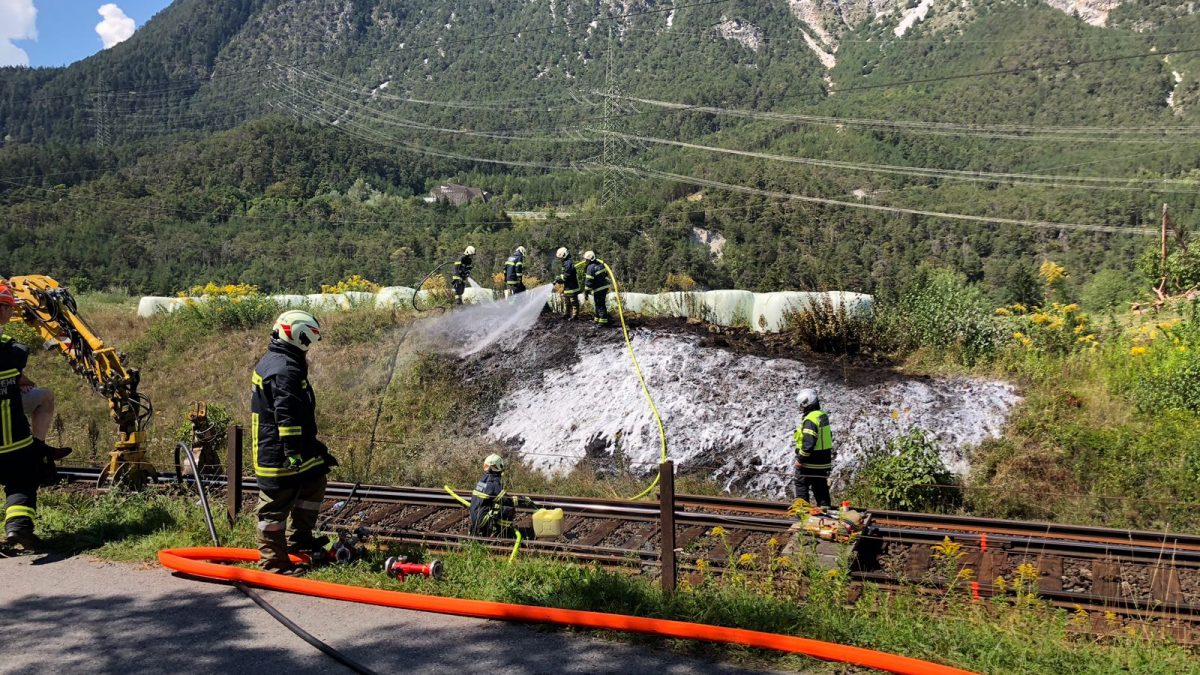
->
[[95, 3, 135, 49], [0, 0, 38, 67]]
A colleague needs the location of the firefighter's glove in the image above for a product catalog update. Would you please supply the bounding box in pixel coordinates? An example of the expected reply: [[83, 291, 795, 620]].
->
[[286, 454, 303, 470]]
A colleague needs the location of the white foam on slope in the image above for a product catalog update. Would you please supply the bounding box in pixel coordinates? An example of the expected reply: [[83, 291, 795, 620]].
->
[[488, 331, 1019, 498]]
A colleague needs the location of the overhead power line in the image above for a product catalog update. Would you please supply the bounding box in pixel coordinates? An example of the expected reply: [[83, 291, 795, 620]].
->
[[620, 165, 1160, 236], [593, 129, 1200, 193], [600, 93, 1200, 141]]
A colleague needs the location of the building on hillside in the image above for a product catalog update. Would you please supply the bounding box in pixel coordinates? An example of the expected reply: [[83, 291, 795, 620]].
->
[[425, 184, 491, 206]]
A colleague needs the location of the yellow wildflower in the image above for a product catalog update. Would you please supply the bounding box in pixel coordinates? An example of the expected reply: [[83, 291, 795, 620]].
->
[[737, 553, 757, 566], [1039, 260, 1067, 286], [994, 307, 1012, 316], [1130, 346, 1150, 357], [709, 526, 727, 537]]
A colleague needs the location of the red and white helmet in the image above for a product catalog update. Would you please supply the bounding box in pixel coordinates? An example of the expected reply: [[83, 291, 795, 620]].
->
[[0, 284, 15, 307], [273, 310, 321, 351]]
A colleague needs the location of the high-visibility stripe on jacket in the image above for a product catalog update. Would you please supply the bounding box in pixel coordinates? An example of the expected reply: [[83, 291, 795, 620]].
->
[[556, 255, 583, 294], [452, 255, 473, 282], [0, 336, 33, 455], [584, 259, 609, 292], [794, 409, 833, 470], [250, 340, 326, 489], [504, 252, 524, 286]]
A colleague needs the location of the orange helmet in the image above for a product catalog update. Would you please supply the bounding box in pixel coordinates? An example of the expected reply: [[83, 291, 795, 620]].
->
[[0, 284, 15, 307]]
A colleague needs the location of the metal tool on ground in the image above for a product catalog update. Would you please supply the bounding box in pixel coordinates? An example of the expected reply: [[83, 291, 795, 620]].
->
[[301, 527, 371, 566], [384, 555, 444, 580]]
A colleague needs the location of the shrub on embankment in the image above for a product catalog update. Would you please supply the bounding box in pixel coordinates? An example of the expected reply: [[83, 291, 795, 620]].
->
[[778, 262, 1200, 531]]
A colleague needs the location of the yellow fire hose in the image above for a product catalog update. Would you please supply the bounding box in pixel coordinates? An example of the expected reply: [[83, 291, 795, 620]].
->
[[601, 261, 669, 501]]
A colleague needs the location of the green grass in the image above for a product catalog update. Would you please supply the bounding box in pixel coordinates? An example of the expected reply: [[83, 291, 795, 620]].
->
[[27, 487, 1200, 675]]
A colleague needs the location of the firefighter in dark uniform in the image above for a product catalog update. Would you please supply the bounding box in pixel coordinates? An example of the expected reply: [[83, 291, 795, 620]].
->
[[452, 246, 475, 305], [468, 454, 535, 538], [793, 388, 834, 507], [251, 310, 338, 574], [554, 247, 584, 320], [583, 250, 611, 326], [0, 284, 70, 551], [504, 246, 526, 298]]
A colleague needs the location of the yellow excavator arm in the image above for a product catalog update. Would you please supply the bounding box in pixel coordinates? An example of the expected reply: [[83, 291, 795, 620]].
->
[[7, 275, 154, 485]]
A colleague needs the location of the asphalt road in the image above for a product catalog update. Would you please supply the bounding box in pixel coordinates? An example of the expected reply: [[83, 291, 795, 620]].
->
[[0, 553, 787, 674]]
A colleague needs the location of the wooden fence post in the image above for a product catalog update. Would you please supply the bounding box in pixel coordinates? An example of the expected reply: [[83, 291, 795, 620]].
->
[[659, 460, 676, 594]]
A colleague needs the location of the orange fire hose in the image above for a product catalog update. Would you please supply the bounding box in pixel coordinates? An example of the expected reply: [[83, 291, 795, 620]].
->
[[159, 547, 975, 675]]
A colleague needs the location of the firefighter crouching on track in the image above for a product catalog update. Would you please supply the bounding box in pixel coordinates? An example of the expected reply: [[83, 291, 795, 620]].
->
[[251, 310, 338, 574], [452, 245, 475, 305], [582, 250, 611, 326], [468, 453, 536, 538], [0, 284, 71, 551], [793, 388, 834, 508], [554, 247, 583, 320]]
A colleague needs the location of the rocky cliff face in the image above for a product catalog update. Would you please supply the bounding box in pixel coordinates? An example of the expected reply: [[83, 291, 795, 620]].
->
[[1042, 0, 1123, 26]]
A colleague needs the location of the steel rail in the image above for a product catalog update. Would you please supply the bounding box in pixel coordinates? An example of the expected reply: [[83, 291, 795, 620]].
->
[[58, 466, 1200, 561]]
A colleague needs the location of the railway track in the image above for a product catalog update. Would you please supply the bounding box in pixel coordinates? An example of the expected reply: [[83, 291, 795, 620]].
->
[[57, 466, 1200, 640]]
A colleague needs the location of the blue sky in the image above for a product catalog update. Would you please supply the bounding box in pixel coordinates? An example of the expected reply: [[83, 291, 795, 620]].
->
[[3, 0, 173, 68]]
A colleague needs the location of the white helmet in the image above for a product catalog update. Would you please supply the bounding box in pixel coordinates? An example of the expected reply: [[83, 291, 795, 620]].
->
[[797, 388, 818, 409], [583, 250, 596, 261], [464, 245, 475, 256], [515, 246, 526, 256], [484, 453, 505, 472], [273, 310, 321, 351], [556, 247, 568, 259]]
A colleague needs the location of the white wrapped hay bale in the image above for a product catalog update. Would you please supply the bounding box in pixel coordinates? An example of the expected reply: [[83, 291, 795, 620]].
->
[[305, 293, 349, 310], [375, 286, 415, 308], [702, 290, 755, 327], [614, 292, 655, 315], [462, 287, 495, 304], [271, 294, 309, 308], [136, 296, 186, 317]]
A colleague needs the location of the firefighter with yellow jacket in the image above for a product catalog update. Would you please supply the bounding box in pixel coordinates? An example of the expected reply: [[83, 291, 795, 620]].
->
[[793, 388, 833, 507], [251, 310, 337, 574], [0, 284, 70, 551]]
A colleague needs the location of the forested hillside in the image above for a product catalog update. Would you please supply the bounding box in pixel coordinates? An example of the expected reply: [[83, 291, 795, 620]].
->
[[1, 0, 1198, 300]]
